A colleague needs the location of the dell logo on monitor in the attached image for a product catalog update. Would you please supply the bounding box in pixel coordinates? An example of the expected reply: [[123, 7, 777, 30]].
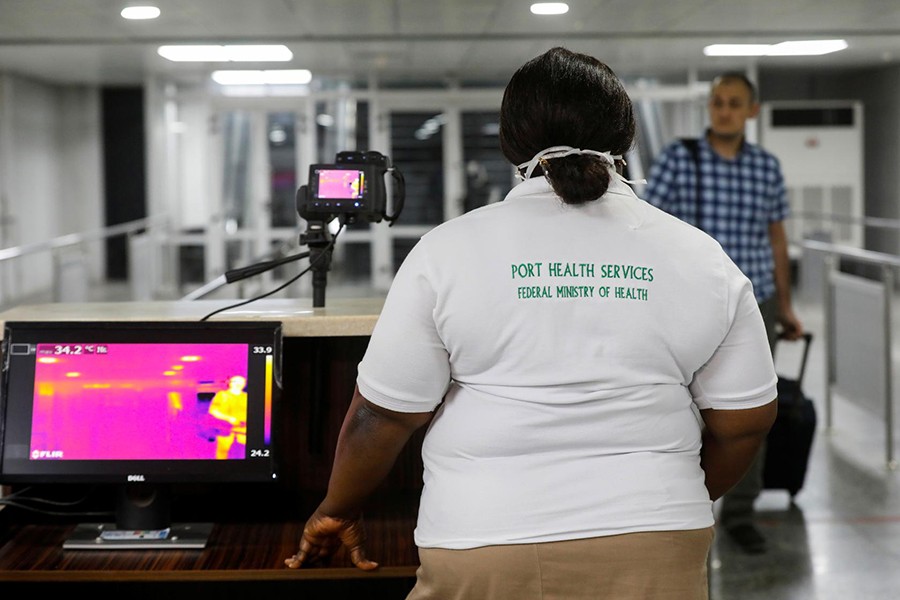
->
[[127, 474, 146, 482]]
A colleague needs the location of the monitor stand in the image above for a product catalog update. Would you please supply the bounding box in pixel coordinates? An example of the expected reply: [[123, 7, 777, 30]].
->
[[62, 483, 212, 550], [63, 522, 213, 550]]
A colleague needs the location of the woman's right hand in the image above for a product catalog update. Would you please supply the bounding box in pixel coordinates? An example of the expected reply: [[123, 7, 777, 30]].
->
[[284, 509, 379, 571]]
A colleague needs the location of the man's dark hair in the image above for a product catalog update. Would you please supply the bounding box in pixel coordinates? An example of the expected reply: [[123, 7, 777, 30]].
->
[[711, 72, 757, 103], [499, 47, 636, 205]]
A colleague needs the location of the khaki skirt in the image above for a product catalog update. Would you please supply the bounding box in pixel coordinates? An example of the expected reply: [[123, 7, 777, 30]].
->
[[406, 527, 714, 600]]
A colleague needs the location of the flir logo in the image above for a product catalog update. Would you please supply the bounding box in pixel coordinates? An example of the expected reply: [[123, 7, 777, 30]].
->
[[31, 449, 63, 459], [127, 474, 146, 482]]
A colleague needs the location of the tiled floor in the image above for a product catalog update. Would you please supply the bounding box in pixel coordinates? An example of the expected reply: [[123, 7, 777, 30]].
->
[[709, 295, 900, 600]]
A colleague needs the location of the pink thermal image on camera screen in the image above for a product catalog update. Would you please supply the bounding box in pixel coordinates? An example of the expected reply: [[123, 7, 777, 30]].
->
[[317, 169, 364, 199]]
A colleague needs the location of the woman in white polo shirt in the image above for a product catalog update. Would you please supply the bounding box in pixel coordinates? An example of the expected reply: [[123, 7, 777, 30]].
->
[[286, 47, 777, 600]]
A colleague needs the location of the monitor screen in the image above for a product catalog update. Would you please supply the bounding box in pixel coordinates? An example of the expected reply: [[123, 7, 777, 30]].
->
[[0, 320, 283, 547]]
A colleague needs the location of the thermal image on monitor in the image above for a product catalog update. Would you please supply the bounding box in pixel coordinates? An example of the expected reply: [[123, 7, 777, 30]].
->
[[317, 169, 364, 199], [29, 343, 251, 461]]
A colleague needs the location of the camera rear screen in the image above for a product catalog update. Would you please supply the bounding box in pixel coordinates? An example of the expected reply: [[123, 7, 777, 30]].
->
[[315, 169, 365, 200]]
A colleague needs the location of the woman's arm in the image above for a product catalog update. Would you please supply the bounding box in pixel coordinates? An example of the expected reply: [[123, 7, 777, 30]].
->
[[700, 400, 777, 501], [286, 385, 433, 570], [319, 386, 434, 517]]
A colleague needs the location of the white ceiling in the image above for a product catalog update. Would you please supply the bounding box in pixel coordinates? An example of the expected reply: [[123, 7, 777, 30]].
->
[[2, 0, 900, 87]]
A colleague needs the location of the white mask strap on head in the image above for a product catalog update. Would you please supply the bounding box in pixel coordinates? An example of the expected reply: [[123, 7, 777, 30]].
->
[[515, 145, 621, 181]]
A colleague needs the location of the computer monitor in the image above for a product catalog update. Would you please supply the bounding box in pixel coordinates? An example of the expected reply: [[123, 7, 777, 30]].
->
[[0, 320, 282, 549]]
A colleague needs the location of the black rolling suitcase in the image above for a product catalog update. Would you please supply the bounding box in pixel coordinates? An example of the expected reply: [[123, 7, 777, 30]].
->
[[763, 332, 817, 499]]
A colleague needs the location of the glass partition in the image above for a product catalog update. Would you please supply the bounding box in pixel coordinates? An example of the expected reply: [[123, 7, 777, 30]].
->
[[389, 111, 445, 227], [461, 111, 512, 212]]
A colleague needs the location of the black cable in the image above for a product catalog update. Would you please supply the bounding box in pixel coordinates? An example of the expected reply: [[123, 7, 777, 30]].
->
[[198, 223, 344, 322], [0, 499, 113, 518], [3, 485, 92, 505], [224, 250, 311, 283], [0, 486, 114, 518]]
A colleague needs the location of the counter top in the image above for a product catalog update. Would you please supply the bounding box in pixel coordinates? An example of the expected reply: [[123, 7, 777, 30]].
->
[[0, 297, 386, 337]]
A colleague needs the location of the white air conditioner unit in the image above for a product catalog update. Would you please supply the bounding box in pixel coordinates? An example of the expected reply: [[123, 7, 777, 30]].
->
[[760, 101, 864, 249]]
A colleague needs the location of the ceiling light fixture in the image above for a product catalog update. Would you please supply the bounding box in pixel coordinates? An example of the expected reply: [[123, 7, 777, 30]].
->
[[158, 45, 293, 62], [530, 3, 569, 16], [704, 39, 848, 57], [316, 114, 335, 127], [702, 44, 771, 57], [766, 39, 849, 56], [121, 6, 161, 20], [211, 70, 312, 85]]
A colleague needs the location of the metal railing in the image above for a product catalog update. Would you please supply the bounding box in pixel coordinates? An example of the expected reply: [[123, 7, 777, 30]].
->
[[0, 216, 170, 310], [801, 237, 900, 469], [793, 211, 900, 233]]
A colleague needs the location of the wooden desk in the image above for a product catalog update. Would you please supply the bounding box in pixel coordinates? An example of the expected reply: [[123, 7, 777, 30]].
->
[[0, 298, 424, 594], [0, 495, 420, 580]]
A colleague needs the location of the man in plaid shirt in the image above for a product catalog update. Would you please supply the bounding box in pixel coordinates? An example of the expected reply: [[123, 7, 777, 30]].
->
[[644, 72, 804, 555]]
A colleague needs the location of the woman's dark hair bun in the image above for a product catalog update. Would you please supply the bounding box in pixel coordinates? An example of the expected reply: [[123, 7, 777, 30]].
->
[[500, 47, 635, 205], [541, 154, 613, 205]]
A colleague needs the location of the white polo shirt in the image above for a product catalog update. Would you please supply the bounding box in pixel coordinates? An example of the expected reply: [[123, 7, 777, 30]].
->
[[357, 173, 777, 550]]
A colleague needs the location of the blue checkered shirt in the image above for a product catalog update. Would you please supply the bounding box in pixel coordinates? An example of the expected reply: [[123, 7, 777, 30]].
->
[[643, 135, 789, 302]]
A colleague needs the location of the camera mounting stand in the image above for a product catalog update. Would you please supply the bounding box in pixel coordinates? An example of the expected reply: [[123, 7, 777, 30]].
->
[[299, 218, 335, 309]]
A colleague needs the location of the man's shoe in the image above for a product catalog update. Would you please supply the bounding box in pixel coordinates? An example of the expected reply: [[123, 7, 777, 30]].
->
[[726, 523, 767, 554]]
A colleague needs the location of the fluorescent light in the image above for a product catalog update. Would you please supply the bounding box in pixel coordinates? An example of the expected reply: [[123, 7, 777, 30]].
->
[[531, 3, 569, 15], [159, 45, 230, 62], [211, 70, 312, 85], [158, 45, 292, 62], [257, 69, 311, 84], [269, 128, 288, 144], [703, 44, 771, 57], [767, 39, 848, 56], [121, 6, 160, 20], [224, 45, 293, 62], [703, 39, 847, 57]]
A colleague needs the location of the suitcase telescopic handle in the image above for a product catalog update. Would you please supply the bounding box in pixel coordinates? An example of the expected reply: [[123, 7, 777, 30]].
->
[[775, 332, 814, 385]]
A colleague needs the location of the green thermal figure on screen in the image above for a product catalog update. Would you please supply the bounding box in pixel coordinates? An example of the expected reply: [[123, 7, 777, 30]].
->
[[208, 375, 248, 459]]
